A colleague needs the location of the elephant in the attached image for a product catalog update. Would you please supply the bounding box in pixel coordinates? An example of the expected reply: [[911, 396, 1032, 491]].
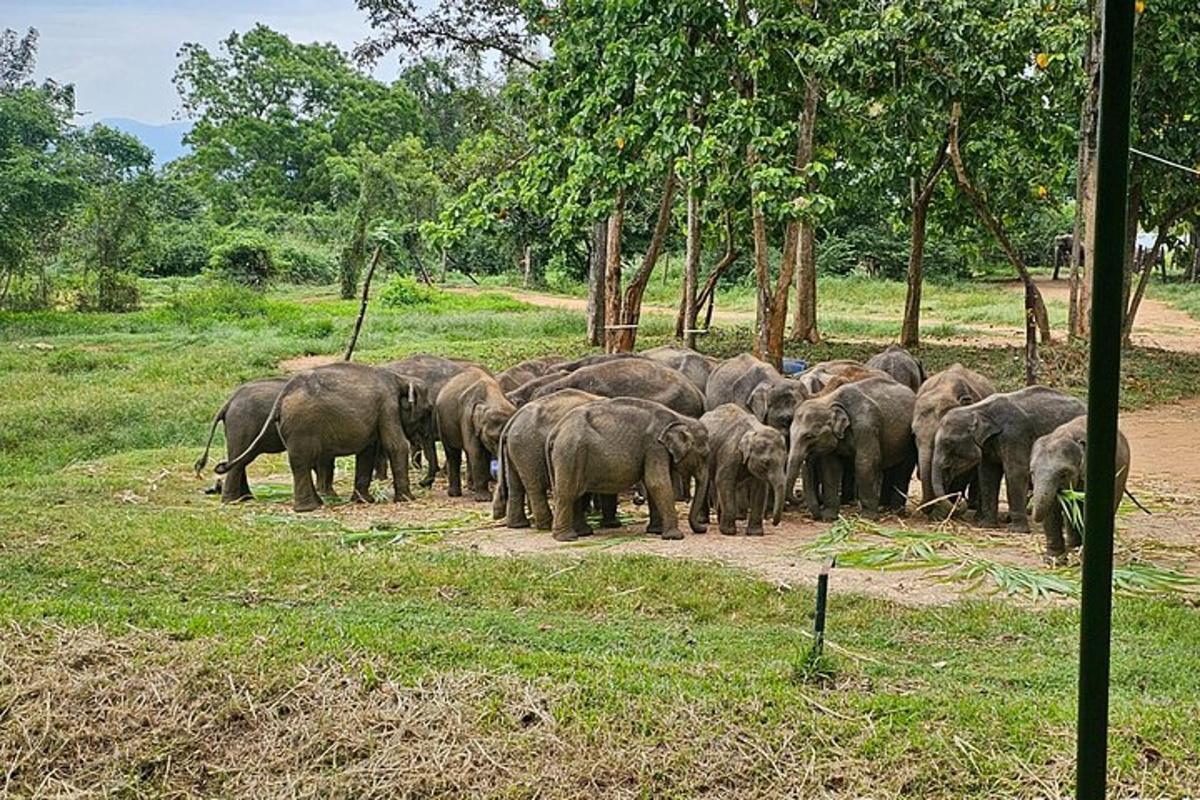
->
[[786, 377, 917, 521], [382, 354, 484, 484], [865, 345, 926, 392], [195, 377, 335, 503], [497, 355, 566, 393], [932, 386, 1086, 532], [704, 353, 809, 433], [506, 370, 570, 407], [912, 364, 996, 514], [492, 389, 604, 529], [699, 404, 788, 535], [435, 367, 516, 500], [793, 360, 891, 395], [531, 358, 706, 418], [641, 345, 720, 394], [215, 363, 417, 512], [547, 397, 710, 542], [1031, 417, 1131, 563], [557, 352, 646, 372]]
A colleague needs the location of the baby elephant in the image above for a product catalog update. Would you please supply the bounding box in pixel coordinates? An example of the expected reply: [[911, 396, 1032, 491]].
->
[[700, 404, 788, 535], [1030, 417, 1131, 564], [548, 398, 710, 542]]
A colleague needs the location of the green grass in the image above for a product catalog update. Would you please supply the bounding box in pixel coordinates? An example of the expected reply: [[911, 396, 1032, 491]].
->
[[1150, 281, 1200, 321], [1, 278, 1199, 796]]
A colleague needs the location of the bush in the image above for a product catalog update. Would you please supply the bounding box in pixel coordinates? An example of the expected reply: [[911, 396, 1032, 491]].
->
[[150, 221, 217, 277], [277, 239, 338, 284], [163, 282, 269, 324], [208, 232, 276, 288], [67, 271, 141, 313], [378, 275, 441, 307]]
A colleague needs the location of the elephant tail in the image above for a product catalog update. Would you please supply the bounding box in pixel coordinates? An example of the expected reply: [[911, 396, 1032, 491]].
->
[[495, 415, 515, 500], [194, 397, 233, 476], [215, 386, 285, 476], [1125, 488, 1152, 515]]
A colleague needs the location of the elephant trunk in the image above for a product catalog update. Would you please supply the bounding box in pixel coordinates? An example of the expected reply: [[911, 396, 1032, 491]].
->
[[917, 438, 936, 507], [1031, 469, 1064, 523], [770, 466, 786, 525], [931, 460, 949, 500], [688, 465, 710, 534], [784, 442, 808, 506]]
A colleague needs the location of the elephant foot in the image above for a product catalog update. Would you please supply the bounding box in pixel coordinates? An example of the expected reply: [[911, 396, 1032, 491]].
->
[[419, 476, 436, 489], [646, 522, 663, 535], [661, 528, 684, 541], [975, 514, 1001, 529], [598, 517, 622, 530], [552, 530, 578, 542], [576, 527, 594, 538], [719, 523, 738, 536], [393, 491, 415, 503], [293, 497, 322, 513], [1007, 521, 1031, 534], [533, 518, 553, 531], [506, 516, 532, 530], [471, 491, 492, 503], [222, 492, 254, 504], [1044, 550, 1069, 567], [746, 525, 764, 536], [447, 486, 463, 498], [819, 510, 839, 523]]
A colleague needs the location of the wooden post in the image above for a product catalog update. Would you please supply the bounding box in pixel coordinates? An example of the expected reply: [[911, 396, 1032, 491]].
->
[[1025, 282, 1038, 386]]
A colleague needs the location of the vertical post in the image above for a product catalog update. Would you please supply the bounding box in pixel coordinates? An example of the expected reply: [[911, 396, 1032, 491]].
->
[[811, 557, 833, 661], [1025, 283, 1039, 386], [1076, 2, 1135, 799]]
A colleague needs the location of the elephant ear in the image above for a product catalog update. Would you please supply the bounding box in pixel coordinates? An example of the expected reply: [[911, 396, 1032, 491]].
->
[[831, 404, 851, 439], [658, 422, 694, 464], [469, 402, 487, 431], [969, 413, 1000, 447], [747, 383, 771, 422], [738, 430, 757, 464]]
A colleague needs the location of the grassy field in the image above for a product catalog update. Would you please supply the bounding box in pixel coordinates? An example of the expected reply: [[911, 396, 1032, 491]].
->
[[2, 278, 1199, 797], [1150, 281, 1200, 321]]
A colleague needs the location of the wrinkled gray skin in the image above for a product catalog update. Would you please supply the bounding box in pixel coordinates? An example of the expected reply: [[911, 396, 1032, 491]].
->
[[932, 386, 1086, 532], [557, 352, 646, 372], [492, 389, 602, 529], [865, 345, 926, 392], [641, 345, 720, 394], [497, 355, 566, 393], [793, 360, 891, 395], [383, 354, 483, 484], [704, 353, 809, 433], [532, 358, 706, 418], [216, 363, 416, 512], [547, 397, 710, 541], [195, 377, 335, 503], [435, 367, 516, 501], [700, 404, 788, 535], [1031, 417, 1130, 562], [506, 370, 570, 407], [912, 364, 996, 514], [786, 377, 917, 520]]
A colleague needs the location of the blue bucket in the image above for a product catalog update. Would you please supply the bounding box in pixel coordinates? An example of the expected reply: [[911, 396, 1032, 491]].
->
[[781, 357, 808, 375]]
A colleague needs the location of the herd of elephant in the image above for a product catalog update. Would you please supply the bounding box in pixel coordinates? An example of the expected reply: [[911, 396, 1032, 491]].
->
[[196, 343, 1130, 563]]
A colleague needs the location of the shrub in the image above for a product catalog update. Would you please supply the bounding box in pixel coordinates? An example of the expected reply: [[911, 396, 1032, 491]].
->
[[163, 282, 269, 324], [208, 231, 276, 289], [67, 271, 141, 312], [150, 221, 217, 277], [277, 239, 338, 284], [378, 275, 441, 308]]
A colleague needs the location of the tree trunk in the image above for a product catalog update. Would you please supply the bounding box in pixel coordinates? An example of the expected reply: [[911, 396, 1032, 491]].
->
[[790, 78, 822, 344], [1069, 3, 1101, 339], [947, 102, 1051, 343], [603, 194, 625, 353], [614, 169, 677, 352], [587, 221, 607, 346], [900, 134, 950, 349], [1124, 201, 1194, 342], [1025, 282, 1038, 385], [681, 169, 702, 349], [1120, 174, 1142, 318], [522, 244, 533, 287], [344, 245, 384, 361]]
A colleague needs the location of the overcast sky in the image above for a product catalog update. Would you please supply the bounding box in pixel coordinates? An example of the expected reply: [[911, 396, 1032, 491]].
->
[[4, 0, 399, 124]]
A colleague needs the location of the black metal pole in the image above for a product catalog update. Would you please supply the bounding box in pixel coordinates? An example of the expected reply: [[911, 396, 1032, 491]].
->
[[1076, 2, 1135, 798], [812, 557, 833, 661]]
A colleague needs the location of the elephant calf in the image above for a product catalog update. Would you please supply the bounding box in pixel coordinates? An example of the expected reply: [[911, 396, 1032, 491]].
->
[[912, 364, 996, 515], [547, 398, 710, 542], [704, 353, 809, 433], [700, 404, 787, 535], [933, 386, 1085, 532], [786, 377, 917, 520], [1031, 417, 1131, 563], [532, 358, 705, 418], [436, 367, 516, 501], [865, 345, 926, 392]]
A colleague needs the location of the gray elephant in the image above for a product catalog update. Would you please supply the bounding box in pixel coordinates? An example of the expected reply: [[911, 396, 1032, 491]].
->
[[557, 352, 646, 372], [865, 345, 926, 392], [216, 363, 417, 512], [793, 360, 890, 395], [786, 377, 917, 520], [435, 367, 516, 500], [532, 358, 705, 418], [492, 389, 603, 529], [497, 355, 566, 392], [932, 386, 1086, 532], [506, 369, 570, 407], [383, 353, 483, 484], [547, 397, 710, 542], [1031, 417, 1131, 562], [642, 345, 720, 394], [195, 377, 335, 503], [704, 353, 809, 433], [700, 404, 788, 535], [912, 364, 996, 514]]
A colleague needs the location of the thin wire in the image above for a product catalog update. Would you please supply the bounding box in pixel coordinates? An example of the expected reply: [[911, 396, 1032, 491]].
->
[[1130, 147, 1200, 177]]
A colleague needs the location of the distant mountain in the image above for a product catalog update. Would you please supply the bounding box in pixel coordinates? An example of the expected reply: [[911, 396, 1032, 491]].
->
[[98, 118, 192, 167]]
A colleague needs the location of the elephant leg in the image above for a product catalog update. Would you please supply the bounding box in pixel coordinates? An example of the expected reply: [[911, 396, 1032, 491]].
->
[[645, 460, 681, 540], [374, 455, 389, 482], [974, 461, 1003, 527], [647, 499, 664, 535], [715, 465, 739, 536], [504, 463, 532, 529], [572, 497, 593, 537], [596, 494, 620, 528], [291, 460, 322, 513], [527, 475, 554, 531], [421, 437, 439, 487], [353, 447, 376, 503], [316, 458, 337, 497], [818, 457, 843, 522], [854, 445, 883, 519], [221, 461, 253, 503], [745, 481, 766, 536], [1001, 455, 1032, 533], [445, 445, 464, 497], [380, 419, 413, 502], [465, 437, 492, 502], [803, 459, 822, 518], [552, 482, 580, 542]]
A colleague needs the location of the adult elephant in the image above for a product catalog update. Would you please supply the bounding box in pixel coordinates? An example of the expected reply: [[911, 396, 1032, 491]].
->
[[435, 367, 516, 500], [700, 404, 788, 535], [506, 370, 569, 407], [383, 354, 483, 484], [912, 364, 996, 515], [216, 363, 418, 512], [786, 377, 917, 521], [866, 345, 926, 392], [492, 389, 603, 529], [556, 352, 646, 373], [497, 355, 566, 393], [531, 358, 705, 418], [642, 345, 720, 394], [547, 397, 710, 542], [932, 386, 1086, 532], [195, 377, 335, 503], [704, 353, 809, 433], [1031, 417, 1131, 563]]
